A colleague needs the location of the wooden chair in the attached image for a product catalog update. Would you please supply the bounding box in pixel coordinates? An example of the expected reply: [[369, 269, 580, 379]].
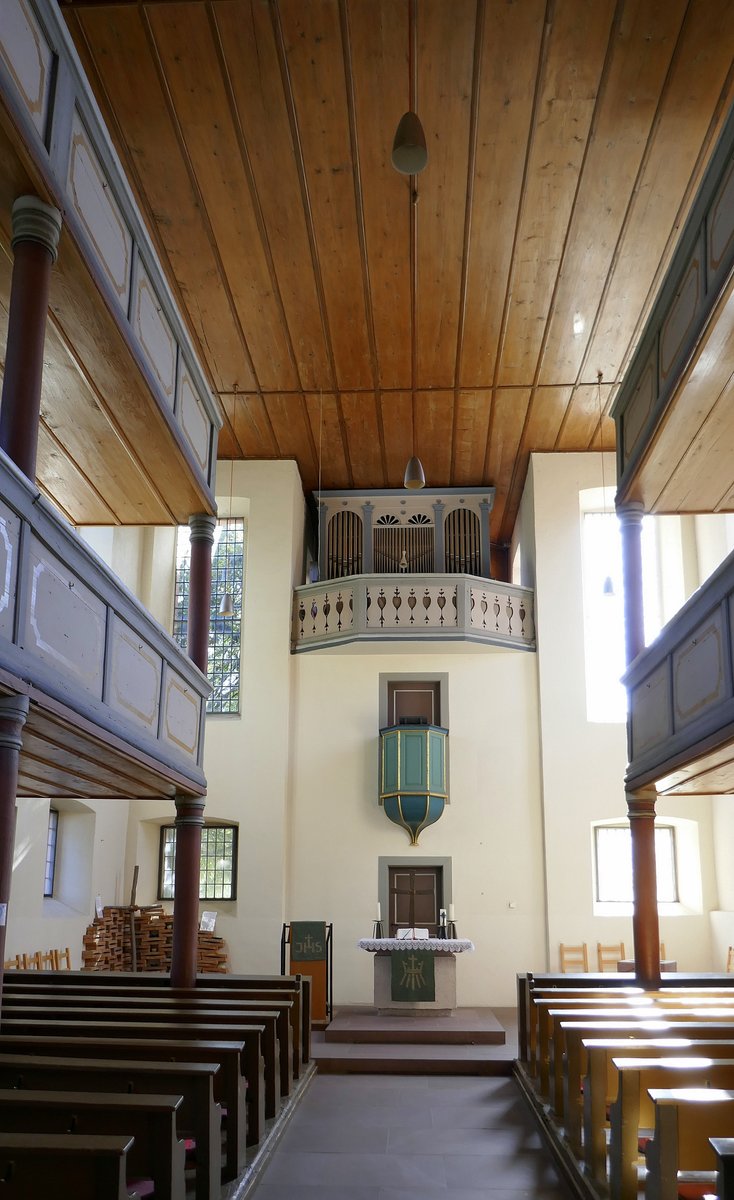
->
[[597, 941, 625, 971], [659, 941, 666, 959], [21, 952, 42, 970], [727, 945, 734, 972], [40, 951, 55, 971], [52, 947, 72, 970], [3, 954, 21, 970], [559, 943, 588, 972]]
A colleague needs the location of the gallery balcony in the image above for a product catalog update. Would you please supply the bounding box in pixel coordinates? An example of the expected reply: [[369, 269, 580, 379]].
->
[[292, 573, 535, 653], [0, 451, 208, 800]]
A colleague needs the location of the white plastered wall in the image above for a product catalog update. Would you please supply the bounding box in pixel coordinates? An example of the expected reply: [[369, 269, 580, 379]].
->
[[288, 646, 545, 1008], [527, 453, 717, 972]]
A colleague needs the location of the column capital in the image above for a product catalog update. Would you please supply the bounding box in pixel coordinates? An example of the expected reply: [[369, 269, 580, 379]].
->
[[188, 513, 217, 544], [11, 196, 62, 263], [616, 500, 646, 527], [174, 795, 206, 827], [627, 792, 656, 820], [0, 695, 29, 751]]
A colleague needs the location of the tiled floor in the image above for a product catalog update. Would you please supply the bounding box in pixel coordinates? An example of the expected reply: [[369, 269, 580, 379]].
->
[[253, 1074, 573, 1199]]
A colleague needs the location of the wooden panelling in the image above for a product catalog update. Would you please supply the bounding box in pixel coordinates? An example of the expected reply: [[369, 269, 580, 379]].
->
[[214, 0, 333, 393], [147, 3, 299, 393], [347, 0, 411, 390], [71, 4, 255, 395], [1, 0, 52, 137], [584, 0, 734, 386], [379, 392, 414, 489], [459, 0, 544, 387], [538, 0, 687, 387], [452, 392, 492, 487], [53, 0, 734, 542], [278, 0, 372, 390], [221, 394, 279, 460], [498, 0, 615, 388], [304, 393, 350, 491], [339, 394, 384, 489]]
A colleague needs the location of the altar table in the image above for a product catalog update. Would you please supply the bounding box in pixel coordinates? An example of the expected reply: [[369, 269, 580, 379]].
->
[[358, 937, 474, 1016]]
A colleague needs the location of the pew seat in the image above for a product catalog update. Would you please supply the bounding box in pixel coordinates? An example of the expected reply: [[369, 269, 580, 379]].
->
[[0, 1131, 135, 1199], [608, 1057, 734, 1200], [0, 1053, 220, 1200], [710, 1137, 734, 1200], [645, 1087, 734, 1200], [0, 1034, 251, 1180], [0, 1089, 185, 1200]]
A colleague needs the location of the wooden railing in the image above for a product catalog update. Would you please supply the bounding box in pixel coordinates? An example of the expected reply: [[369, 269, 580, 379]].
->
[[292, 574, 535, 652], [0, 451, 208, 790]]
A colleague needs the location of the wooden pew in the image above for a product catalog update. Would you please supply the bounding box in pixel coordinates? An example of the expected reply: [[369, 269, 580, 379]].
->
[[608, 1057, 734, 1200], [0, 1131, 134, 1199], [0, 1053, 220, 1200], [0, 1034, 252, 1179], [0, 1006, 280, 1122], [0, 1089, 185, 1200], [6, 971, 313, 1068], [711, 1137, 734, 1200], [645, 1088, 734, 1200], [560, 1018, 734, 1156], [4, 979, 303, 1083], [581, 1037, 734, 1189]]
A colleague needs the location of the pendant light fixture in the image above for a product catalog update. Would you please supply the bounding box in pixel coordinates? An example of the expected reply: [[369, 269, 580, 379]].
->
[[219, 457, 235, 616], [391, 1, 428, 176], [403, 454, 426, 489]]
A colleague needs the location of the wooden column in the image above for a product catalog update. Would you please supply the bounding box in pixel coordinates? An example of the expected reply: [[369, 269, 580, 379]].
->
[[0, 196, 62, 479], [186, 514, 216, 674], [170, 795, 206, 988], [618, 500, 660, 986], [0, 696, 29, 1001]]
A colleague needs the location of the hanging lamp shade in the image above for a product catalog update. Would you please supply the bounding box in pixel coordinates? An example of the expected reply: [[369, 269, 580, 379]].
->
[[219, 592, 235, 616], [391, 111, 428, 175], [403, 455, 426, 490]]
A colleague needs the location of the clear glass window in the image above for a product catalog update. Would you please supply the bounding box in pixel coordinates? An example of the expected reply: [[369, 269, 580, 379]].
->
[[158, 824, 237, 901], [594, 824, 678, 903]]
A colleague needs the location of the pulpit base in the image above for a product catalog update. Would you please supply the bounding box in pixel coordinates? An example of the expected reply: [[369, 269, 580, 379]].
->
[[374, 950, 456, 1016]]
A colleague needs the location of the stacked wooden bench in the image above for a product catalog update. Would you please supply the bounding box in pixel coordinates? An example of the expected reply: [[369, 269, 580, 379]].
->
[[0, 969, 312, 1199], [516, 971, 734, 1200]]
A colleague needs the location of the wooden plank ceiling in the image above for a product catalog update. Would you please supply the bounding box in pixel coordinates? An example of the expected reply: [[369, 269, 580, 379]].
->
[[60, 0, 734, 544]]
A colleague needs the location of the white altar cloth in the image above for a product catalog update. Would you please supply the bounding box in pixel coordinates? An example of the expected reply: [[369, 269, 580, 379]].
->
[[358, 937, 474, 953]]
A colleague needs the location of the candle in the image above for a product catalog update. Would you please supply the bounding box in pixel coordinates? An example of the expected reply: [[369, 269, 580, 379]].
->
[[376, 902, 381, 921], [448, 903, 455, 921]]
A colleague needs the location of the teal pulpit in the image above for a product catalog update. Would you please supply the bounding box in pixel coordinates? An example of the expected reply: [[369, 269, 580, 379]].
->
[[379, 723, 448, 844]]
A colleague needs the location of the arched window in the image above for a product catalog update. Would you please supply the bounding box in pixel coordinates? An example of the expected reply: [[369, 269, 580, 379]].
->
[[444, 508, 480, 574], [326, 511, 363, 579]]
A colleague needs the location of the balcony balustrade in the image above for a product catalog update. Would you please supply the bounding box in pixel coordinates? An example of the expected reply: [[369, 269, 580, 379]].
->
[[292, 573, 535, 652], [0, 451, 208, 796]]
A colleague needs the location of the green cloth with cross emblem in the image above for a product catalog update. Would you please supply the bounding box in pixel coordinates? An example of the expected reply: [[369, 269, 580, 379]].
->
[[390, 949, 435, 1002], [290, 921, 326, 962]]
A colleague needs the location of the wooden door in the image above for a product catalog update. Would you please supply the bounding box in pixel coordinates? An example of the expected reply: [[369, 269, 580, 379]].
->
[[388, 866, 443, 937]]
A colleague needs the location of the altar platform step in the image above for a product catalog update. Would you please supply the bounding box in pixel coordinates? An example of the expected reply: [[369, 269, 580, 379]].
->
[[313, 1006, 517, 1076]]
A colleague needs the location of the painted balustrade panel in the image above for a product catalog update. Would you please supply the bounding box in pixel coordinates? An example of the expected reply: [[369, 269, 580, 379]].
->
[[292, 574, 535, 651], [367, 582, 457, 630], [0, 0, 219, 494], [0, 453, 208, 782], [625, 549, 734, 787], [469, 584, 534, 642]]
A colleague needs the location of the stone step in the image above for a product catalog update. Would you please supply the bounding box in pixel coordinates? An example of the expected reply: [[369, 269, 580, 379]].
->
[[324, 1006, 505, 1045], [312, 1037, 514, 1076]]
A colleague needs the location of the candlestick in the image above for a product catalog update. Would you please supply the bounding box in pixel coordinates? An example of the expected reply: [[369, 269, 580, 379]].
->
[[376, 901, 381, 921]]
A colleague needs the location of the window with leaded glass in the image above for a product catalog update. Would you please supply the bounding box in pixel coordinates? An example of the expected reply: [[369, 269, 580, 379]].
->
[[158, 824, 238, 901], [173, 518, 244, 714]]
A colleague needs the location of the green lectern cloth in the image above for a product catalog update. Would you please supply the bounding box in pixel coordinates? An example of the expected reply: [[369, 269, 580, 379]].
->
[[390, 948, 435, 1002], [290, 921, 326, 962]]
